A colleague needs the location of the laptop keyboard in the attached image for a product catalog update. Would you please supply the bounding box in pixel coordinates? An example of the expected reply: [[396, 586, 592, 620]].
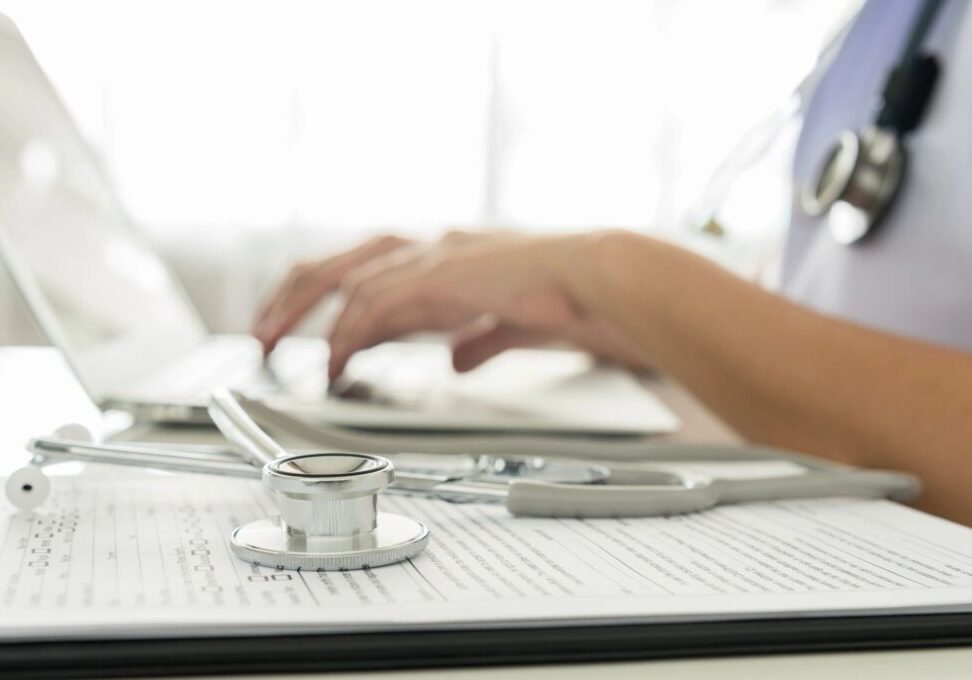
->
[[139, 336, 279, 403], [142, 337, 596, 413], [265, 339, 329, 399]]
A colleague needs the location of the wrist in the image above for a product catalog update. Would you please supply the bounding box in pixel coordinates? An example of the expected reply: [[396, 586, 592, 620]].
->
[[551, 230, 669, 317]]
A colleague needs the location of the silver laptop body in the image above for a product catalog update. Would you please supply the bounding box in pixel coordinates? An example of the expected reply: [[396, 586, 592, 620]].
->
[[0, 13, 678, 435]]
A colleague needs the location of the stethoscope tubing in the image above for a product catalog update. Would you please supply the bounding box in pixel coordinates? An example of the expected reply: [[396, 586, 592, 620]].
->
[[505, 469, 919, 518], [23, 436, 511, 504], [22, 434, 920, 518]]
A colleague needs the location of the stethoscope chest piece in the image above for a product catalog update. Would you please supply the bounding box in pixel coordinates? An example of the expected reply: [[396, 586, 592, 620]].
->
[[798, 0, 945, 245], [801, 126, 906, 245], [231, 452, 429, 571]]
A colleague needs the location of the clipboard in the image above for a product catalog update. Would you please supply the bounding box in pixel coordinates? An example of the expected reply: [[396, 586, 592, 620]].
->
[[4, 612, 972, 679]]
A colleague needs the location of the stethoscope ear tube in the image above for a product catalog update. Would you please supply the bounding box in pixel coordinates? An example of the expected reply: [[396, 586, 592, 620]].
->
[[208, 388, 287, 465]]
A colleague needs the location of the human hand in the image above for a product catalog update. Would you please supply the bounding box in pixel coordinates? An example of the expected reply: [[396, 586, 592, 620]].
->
[[326, 230, 650, 380], [252, 235, 414, 354]]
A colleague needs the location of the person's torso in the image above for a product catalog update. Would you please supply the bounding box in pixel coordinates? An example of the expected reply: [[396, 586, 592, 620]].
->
[[781, 0, 972, 351]]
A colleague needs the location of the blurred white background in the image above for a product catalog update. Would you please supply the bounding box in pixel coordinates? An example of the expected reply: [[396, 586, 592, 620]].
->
[[0, 0, 856, 343]]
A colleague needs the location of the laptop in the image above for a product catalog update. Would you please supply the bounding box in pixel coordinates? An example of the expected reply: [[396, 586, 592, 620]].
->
[[0, 13, 678, 435]]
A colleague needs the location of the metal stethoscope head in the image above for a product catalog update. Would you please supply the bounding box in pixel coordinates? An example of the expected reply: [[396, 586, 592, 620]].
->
[[233, 452, 430, 571], [801, 126, 906, 245], [206, 388, 431, 570]]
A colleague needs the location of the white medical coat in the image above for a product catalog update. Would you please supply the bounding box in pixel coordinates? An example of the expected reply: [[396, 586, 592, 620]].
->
[[782, 0, 972, 351]]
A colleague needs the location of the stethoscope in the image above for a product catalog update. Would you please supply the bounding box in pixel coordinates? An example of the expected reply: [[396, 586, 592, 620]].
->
[[5, 388, 919, 572], [802, 0, 945, 244]]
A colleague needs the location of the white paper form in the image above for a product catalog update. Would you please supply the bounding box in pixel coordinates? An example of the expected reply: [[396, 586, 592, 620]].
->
[[3, 472, 972, 640]]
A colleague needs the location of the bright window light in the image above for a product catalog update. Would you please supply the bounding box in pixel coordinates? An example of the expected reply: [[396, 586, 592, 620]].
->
[[0, 0, 856, 238]]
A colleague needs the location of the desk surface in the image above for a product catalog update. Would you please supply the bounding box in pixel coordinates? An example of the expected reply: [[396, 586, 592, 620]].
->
[[2, 346, 971, 679], [176, 649, 972, 680]]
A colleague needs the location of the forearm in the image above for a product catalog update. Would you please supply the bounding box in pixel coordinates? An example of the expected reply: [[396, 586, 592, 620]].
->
[[566, 231, 972, 523]]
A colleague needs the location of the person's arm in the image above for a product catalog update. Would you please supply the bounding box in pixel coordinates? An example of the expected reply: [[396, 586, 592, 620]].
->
[[323, 229, 972, 525], [565, 231, 972, 524]]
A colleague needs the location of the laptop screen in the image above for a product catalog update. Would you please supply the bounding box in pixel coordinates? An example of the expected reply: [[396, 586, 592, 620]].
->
[[0, 15, 207, 401]]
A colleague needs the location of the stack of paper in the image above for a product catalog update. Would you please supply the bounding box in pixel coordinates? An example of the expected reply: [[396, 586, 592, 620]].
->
[[2, 473, 972, 640]]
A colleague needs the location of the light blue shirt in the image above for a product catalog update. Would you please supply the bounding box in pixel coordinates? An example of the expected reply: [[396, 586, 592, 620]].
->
[[781, 0, 972, 351]]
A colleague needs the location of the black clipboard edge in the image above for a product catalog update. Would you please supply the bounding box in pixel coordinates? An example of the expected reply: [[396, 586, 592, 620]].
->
[[4, 612, 972, 680]]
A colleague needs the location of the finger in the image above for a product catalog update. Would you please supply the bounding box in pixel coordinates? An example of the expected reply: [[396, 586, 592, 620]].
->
[[254, 269, 334, 353], [332, 303, 476, 378], [327, 265, 419, 378], [451, 323, 551, 372], [254, 234, 412, 334], [252, 263, 309, 333], [329, 235, 576, 377], [325, 249, 425, 355], [328, 290, 441, 380], [253, 235, 411, 352], [257, 235, 412, 330], [328, 268, 476, 379]]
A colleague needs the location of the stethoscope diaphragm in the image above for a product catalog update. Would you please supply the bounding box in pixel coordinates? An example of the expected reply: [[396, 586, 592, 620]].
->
[[801, 126, 906, 245], [230, 452, 430, 571]]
